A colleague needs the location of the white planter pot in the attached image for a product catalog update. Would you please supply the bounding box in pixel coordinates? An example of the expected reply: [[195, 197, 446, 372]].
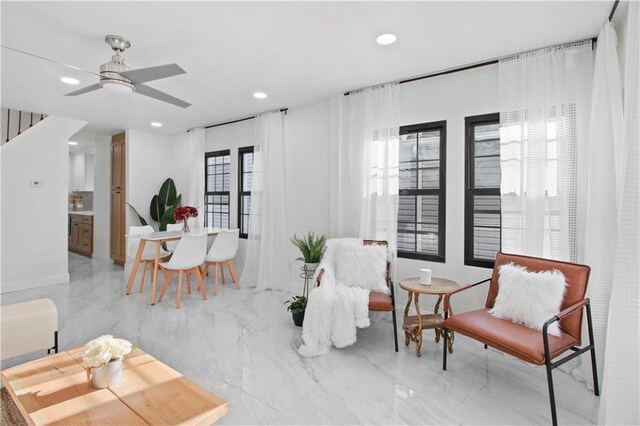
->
[[89, 358, 123, 388], [304, 262, 320, 275]]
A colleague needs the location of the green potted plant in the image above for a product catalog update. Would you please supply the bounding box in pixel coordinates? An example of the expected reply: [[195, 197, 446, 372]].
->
[[290, 232, 326, 276], [284, 295, 307, 327]]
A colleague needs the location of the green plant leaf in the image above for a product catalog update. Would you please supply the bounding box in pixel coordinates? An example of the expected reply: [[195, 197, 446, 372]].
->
[[290, 232, 326, 263], [158, 178, 177, 207], [149, 195, 165, 223], [159, 194, 182, 231], [126, 203, 148, 226]]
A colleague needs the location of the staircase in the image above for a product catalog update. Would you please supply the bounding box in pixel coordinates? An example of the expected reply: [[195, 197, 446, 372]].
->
[[1, 108, 48, 146]]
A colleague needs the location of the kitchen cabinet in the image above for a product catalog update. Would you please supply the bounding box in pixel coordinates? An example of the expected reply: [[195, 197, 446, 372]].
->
[[69, 152, 95, 192], [111, 133, 126, 265], [69, 214, 93, 257]]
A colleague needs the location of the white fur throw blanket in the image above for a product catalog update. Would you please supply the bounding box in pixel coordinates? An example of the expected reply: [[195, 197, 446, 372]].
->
[[298, 238, 372, 358]]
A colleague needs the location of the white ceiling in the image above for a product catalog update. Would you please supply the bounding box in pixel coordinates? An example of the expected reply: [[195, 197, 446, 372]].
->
[[2, 1, 612, 136]]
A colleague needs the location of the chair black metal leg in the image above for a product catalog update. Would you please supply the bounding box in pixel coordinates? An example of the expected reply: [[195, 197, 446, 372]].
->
[[442, 328, 448, 370], [391, 308, 399, 353], [545, 359, 558, 426], [586, 300, 600, 396], [54, 331, 59, 353]]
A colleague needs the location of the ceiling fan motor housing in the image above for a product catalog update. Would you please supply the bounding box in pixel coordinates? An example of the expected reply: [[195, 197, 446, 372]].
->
[[99, 54, 135, 92]]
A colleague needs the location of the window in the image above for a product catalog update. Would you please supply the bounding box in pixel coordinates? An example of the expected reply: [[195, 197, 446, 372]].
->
[[465, 113, 501, 268], [205, 150, 230, 228], [238, 146, 254, 238], [398, 121, 446, 262]]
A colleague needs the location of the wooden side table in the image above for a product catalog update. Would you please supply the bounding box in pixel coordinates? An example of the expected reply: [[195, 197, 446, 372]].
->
[[399, 277, 459, 357]]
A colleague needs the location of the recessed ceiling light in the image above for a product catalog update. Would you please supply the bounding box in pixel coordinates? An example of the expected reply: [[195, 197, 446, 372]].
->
[[376, 33, 397, 45], [61, 77, 80, 85], [253, 92, 267, 99], [150, 122, 163, 127], [68, 141, 78, 146]]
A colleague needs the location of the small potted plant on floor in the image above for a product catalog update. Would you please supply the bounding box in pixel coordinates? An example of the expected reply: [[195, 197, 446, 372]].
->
[[290, 232, 326, 276], [284, 295, 307, 327]]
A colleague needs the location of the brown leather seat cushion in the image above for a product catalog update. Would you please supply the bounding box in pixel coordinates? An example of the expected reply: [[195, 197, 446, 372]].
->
[[445, 309, 578, 365], [369, 292, 393, 311]]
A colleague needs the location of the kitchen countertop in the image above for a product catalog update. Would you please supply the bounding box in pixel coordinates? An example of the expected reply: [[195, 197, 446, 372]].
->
[[69, 211, 94, 216]]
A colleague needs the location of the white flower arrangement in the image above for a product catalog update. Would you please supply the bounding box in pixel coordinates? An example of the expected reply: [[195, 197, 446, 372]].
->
[[82, 335, 132, 368]]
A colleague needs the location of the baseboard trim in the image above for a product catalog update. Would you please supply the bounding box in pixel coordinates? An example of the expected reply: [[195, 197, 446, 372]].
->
[[1, 273, 70, 294]]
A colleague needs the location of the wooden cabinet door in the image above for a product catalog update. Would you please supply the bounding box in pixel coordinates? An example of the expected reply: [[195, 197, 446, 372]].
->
[[70, 221, 81, 251], [111, 190, 126, 264], [111, 133, 125, 190], [111, 132, 126, 265]]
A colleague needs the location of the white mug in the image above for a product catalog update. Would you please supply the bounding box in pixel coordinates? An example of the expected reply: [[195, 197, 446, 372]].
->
[[420, 268, 432, 285]]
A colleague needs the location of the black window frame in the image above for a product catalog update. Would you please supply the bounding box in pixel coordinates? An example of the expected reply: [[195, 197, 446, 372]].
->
[[238, 146, 254, 239], [204, 149, 231, 229], [464, 113, 501, 268], [398, 120, 447, 263]]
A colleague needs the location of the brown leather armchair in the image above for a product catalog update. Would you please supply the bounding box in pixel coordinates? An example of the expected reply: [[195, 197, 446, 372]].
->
[[442, 252, 599, 426], [316, 240, 399, 352]]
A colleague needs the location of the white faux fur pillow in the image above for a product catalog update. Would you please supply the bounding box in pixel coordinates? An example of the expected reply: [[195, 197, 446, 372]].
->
[[489, 263, 567, 336], [335, 244, 389, 294]]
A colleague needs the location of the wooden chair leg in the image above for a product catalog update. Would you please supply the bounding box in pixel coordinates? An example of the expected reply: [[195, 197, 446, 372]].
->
[[158, 269, 174, 303], [176, 271, 183, 309], [227, 260, 239, 289], [187, 272, 192, 295], [139, 261, 148, 293], [194, 267, 207, 300], [220, 263, 226, 285], [214, 263, 219, 296]]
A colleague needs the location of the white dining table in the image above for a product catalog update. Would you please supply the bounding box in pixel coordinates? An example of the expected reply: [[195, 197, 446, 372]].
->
[[125, 228, 221, 304]]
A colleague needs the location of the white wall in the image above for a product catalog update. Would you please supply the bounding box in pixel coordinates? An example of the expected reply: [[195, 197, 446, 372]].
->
[[0, 116, 86, 292], [92, 135, 111, 263]]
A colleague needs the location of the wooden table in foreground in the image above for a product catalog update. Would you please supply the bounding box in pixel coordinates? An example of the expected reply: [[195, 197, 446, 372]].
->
[[399, 277, 460, 357], [1, 346, 229, 425], [125, 228, 220, 304]]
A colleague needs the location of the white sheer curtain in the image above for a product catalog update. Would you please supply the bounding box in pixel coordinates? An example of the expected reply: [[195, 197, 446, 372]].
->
[[599, 4, 640, 423], [187, 127, 205, 229], [241, 111, 290, 291], [499, 41, 593, 262], [338, 83, 400, 275], [578, 20, 625, 390]]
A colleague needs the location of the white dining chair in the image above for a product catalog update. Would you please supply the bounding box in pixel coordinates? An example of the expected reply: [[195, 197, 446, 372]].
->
[[203, 229, 240, 296], [157, 233, 208, 308], [164, 223, 184, 252], [127, 225, 171, 293]]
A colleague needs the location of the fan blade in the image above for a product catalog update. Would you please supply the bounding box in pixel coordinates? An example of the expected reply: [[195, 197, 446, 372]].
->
[[119, 64, 186, 85], [135, 84, 191, 108], [65, 83, 102, 96], [1, 45, 101, 77]]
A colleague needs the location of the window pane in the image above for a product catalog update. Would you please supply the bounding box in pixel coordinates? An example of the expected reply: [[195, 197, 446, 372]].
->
[[418, 131, 440, 160], [398, 123, 445, 260], [474, 156, 500, 188], [239, 149, 254, 236], [466, 117, 501, 266]]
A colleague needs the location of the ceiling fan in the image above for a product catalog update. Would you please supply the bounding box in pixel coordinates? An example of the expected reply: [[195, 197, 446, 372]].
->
[[3, 35, 190, 108], [66, 35, 190, 108]]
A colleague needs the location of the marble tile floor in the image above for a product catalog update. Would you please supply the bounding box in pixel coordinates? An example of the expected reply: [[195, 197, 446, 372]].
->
[[0, 253, 600, 425]]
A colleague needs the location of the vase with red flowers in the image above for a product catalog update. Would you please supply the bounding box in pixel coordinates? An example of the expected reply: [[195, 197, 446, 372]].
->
[[173, 206, 198, 233]]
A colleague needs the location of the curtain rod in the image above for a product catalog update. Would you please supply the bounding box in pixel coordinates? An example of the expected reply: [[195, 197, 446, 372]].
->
[[609, 0, 620, 21], [343, 36, 598, 96], [187, 108, 288, 132]]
